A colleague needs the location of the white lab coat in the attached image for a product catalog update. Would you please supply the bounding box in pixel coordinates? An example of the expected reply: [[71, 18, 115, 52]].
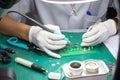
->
[[8, 0, 119, 30]]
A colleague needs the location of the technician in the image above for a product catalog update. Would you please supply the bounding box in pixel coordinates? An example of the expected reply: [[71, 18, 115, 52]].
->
[[0, 0, 119, 58]]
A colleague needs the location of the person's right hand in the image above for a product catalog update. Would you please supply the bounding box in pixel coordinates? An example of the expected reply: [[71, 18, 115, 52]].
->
[[29, 24, 67, 58]]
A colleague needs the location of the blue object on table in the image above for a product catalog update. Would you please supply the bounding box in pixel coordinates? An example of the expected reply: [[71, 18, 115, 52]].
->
[[7, 37, 29, 50], [7, 37, 43, 55]]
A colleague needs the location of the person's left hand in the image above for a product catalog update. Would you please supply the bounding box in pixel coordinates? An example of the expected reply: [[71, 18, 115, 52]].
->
[[81, 19, 117, 46]]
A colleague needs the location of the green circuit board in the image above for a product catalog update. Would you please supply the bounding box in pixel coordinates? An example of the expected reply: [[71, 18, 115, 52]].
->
[[58, 32, 100, 56], [59, 43, 98, 56]]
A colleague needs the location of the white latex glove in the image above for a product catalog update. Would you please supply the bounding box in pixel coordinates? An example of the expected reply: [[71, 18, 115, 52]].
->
[[29, 24, 67, 58], [81, 19, 117, 46]]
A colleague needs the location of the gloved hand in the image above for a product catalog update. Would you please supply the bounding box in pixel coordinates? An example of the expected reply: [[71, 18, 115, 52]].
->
[[81, 19, 117, 46], [29, 24, 67, 58]]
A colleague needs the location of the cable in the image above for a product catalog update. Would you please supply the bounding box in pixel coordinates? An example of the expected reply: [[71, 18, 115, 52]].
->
[[7, 11, 71, 43], [7, 11, 53, 33]]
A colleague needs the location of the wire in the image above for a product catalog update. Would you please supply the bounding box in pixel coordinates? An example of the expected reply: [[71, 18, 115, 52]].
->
[[7, 11, 71, 44], [7, 11, 53, 33]]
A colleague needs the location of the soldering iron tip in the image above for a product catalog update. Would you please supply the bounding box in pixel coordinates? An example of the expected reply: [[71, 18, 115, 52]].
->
[[45, 70, 48, 73]]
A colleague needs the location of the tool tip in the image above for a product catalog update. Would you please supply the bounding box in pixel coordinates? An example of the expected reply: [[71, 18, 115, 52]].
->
[[44, 70, 48, 73]]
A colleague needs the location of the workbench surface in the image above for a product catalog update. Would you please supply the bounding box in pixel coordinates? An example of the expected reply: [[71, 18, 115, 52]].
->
[[0, 31, 115, 80]]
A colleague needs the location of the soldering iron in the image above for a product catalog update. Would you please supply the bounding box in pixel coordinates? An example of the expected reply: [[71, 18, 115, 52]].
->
[[7, 11, 70, 43]]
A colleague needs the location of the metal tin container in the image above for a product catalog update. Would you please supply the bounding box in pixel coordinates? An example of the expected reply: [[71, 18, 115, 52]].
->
[[62, 60, 109, 80]]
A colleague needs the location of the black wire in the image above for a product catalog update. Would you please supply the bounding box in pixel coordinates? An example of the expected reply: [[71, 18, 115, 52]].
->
[[7, 11, 53, 33]]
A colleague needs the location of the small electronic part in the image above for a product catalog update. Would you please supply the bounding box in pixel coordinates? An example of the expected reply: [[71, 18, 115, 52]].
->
[[48, 72, 61, 80], [51, 63, 56, 67]]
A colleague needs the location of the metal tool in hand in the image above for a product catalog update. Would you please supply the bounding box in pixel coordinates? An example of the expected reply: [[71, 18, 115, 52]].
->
[[7, 11, 71, 45]]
